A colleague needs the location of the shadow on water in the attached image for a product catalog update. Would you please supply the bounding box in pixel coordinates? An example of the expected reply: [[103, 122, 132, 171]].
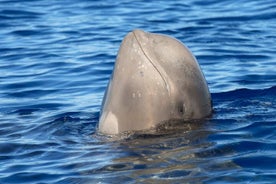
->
[[89, 120, 240, 183]]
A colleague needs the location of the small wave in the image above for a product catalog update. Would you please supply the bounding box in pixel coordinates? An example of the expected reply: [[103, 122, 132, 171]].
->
[[212, 86, 276, 100]]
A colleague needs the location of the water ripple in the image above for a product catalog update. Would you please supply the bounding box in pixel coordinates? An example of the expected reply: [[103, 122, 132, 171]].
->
[[0, 0, 275, 183]]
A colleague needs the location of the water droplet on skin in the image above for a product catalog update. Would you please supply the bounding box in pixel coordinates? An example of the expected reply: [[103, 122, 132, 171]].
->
[[132, 93, 136, 98]]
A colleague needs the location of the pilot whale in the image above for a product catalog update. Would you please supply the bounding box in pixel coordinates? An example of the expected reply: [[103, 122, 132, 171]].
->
[[98, 29, 212, 135]]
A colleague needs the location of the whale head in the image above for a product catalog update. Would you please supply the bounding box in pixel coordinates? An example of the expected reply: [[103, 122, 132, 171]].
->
[[99, 29, 212, 135]]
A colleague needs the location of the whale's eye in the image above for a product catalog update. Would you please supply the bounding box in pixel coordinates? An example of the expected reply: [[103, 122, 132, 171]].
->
[[178, 102, 185, 115]]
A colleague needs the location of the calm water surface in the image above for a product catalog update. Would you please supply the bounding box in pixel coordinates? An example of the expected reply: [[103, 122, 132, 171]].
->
[[0, 0, 275, 183]]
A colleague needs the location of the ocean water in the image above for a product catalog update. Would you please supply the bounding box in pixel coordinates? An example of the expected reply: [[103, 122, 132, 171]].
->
[[0, 0, 275, 183]]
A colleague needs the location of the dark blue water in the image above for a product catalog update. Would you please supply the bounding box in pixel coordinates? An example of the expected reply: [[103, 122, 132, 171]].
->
[[0, 0, 275, 183]]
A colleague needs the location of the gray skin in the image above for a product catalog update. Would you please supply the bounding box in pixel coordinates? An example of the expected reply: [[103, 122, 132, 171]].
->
[[98, 29, 212, 135]]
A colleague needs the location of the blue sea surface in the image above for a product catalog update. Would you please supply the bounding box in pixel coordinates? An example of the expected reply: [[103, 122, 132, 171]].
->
[[0, 0, 275, 183]]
